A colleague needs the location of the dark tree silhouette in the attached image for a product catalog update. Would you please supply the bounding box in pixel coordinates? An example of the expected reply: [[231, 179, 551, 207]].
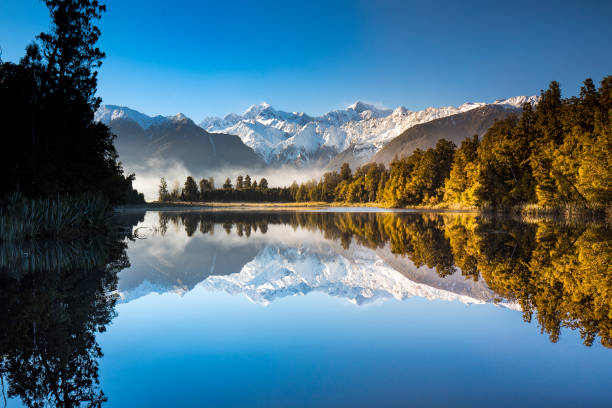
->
[[0, 0, 142, 203]]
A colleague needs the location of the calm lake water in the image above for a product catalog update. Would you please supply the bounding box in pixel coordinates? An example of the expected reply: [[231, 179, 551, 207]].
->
[[2, 209, 611, 407]]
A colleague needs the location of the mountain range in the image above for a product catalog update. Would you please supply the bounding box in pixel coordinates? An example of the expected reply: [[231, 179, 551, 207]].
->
[[96, 106, 264, 176], [96, 95, 537, 178]]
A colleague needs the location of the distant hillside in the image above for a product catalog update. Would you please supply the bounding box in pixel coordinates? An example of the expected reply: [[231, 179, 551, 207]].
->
[[370, 105, 519, 166], [324, 144, 377, 172], [107, 114, 265, 174]]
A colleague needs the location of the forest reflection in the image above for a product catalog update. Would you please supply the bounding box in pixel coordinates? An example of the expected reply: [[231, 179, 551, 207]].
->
[[0, 213, 141, 408], [0, 211, 609, 407], [158, 211, 611, 349]]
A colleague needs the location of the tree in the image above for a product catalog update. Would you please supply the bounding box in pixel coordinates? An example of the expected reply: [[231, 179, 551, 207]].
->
[[37, 0, 106, 105], [444, 135, 480, 205], [259, 178, 269, 189], [0, 0, 143, 203], [289, 181, 299, 200], [340, 163, 352, 181], [296, 184, 308, 202], [235, 175, 244, 190], [223, 178, 233, 190], [199, 177, 213, 197], [170, 181, 181, 201], [158, 177, 169, 202], [530, 81, 565, 206], [183, 176, 199, 201], [244, 174, 252, 189]]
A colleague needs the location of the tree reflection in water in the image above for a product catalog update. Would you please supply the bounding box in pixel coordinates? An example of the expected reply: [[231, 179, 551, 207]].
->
[[157, 211, 611, 348], [0, 213, 139, 408], [0, 210, 609, 407]]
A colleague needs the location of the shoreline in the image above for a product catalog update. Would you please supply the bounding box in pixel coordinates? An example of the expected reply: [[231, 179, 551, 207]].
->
[[115, 201, 481, 213], [114, 201, 610, 223]]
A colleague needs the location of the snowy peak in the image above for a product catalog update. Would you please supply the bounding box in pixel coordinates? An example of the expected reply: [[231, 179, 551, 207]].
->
[[95, 106, 197, 130], [199, 242, 520, 309], [243, 102, 272, 119], [347, 101, 392, 119], [169, 112, 190, 123], [97, 94, 538, 167], [199, 95, 536, 165], [493, 95, 540, 109], [95, 105, 167, 129]]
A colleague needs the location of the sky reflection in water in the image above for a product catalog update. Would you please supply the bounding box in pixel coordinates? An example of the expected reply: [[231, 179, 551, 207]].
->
[[3, 210, 611, 407]]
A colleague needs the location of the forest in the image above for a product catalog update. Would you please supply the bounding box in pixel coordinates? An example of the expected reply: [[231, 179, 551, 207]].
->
[[161, 77, 611, 213]]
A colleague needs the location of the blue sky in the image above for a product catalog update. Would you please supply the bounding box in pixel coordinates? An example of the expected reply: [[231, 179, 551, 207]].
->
[[1, 0, 611, 119]]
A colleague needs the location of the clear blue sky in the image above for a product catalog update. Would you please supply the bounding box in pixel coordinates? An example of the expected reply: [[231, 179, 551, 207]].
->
[[1, 0, 611, 119]]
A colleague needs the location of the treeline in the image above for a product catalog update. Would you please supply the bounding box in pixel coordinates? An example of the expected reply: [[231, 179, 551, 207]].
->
[[159, 77, 610, 210], [157, 175, 296, 202]]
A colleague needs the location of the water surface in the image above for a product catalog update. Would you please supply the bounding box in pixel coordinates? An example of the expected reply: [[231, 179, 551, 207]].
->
[[2, 210, 611, 407]]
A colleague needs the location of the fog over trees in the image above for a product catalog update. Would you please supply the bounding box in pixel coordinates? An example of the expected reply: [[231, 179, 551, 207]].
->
[[159, 77, 611, 213]]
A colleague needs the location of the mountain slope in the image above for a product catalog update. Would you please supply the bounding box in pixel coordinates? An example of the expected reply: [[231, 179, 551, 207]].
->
[[199, 97, 537, 167], [97, 96, 536, 173], [102, 111, 265, 175], [370, 104, 519, 166]]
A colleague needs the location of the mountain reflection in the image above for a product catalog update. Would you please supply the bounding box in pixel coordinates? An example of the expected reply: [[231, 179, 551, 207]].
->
[[0, 216, 138, 408], [1, 210, 609, 408], [130, 211, 610, 349]]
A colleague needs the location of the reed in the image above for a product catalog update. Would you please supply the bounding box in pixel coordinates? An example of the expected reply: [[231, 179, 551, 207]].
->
[[0, 193, 112, 241]]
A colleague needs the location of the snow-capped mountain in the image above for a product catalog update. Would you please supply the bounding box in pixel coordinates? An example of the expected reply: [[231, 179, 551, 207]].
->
[[199, 96, 538, 166], [199, 243, 514, 307], [96, 95, 537, 168], [115, 223, 518, 309], [95, 105, 169, 129]]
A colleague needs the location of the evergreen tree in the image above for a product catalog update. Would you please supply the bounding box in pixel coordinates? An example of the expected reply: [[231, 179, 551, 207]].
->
[[169, 181, 181, 201], [0, 0, 142, 203], [244, 174, 252, 189], [289, 181, 299, 200], [340, 163, 352, 181], [223, 178, 233, 190], [444, 135, 480, 205], [183, 176, 199, 201], [296, 185, 308, 202], [158, 177, 169, 202], [235, 175, 244, 190], [259, 178, 269, 189], [199, 178, 213, 199]]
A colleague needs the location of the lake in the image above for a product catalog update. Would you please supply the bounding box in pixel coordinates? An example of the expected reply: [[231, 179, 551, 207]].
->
[[1, 209, 611, 407]]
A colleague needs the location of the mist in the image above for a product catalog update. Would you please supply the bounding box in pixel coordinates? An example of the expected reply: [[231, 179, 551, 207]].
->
[[126, 158, 326, 201]]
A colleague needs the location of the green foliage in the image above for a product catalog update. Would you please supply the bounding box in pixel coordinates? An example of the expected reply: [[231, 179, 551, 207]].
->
[[158, 178, 169, 202], [182, 176, 199, 201], [235, 175, 244, 190], [444, 135, 480, 205], [528, 77, 611, 207], [0, 193, 111, 241], [223, 178, 233, 190], [340, 163, 352, 181], [446, 76, 611, 209]]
